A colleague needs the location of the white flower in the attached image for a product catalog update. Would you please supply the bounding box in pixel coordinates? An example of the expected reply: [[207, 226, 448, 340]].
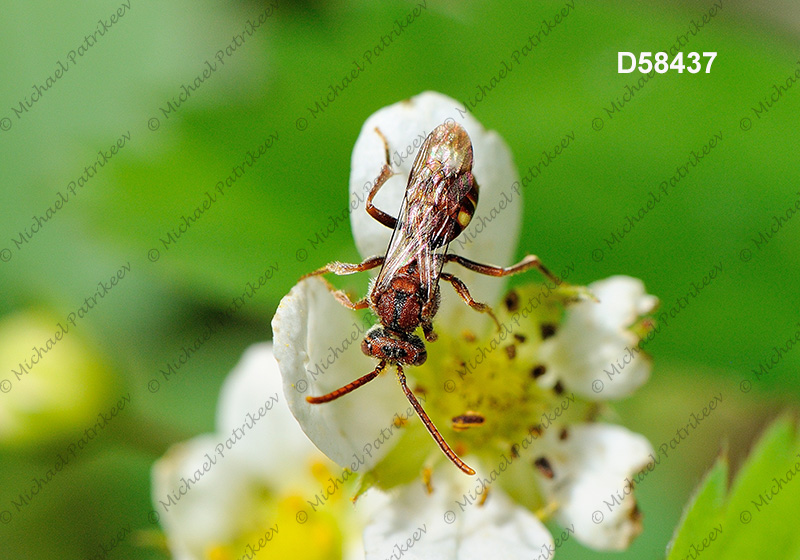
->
[[274, 91, 522, 470], [535, 423, 655, 550], [539, 275, 659, 400], [151, 344, 366, 560], [272, 91, 658, 557], [364, 470, 554, 560]]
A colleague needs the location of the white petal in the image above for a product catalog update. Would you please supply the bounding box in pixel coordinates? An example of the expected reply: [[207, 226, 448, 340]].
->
[[272, 277, 410, 470], [536, 423, 655, 551], [577, 276, 658, 331], [539, 276, 656, 400], [215, 343, 320, 485], [152, 434, 253, 560], [349, 91, 523, 329], [364, 472, 553, 560]]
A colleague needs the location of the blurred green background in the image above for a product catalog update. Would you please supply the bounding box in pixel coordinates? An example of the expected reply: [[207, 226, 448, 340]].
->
[[1, 0, 798, 558]]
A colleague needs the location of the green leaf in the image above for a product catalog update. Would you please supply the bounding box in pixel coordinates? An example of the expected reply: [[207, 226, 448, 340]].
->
[[666, 454, 727, 559], [667, 415, 800, 560]]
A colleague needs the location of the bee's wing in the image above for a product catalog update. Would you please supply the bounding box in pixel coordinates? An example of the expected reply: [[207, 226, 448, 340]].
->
[[375, 122, 478, 302], [374, 183, 451, 301]]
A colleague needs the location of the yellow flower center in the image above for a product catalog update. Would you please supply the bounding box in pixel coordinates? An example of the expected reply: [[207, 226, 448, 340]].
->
[[360, 283, 596, 508], [204, 463, 349, 560]]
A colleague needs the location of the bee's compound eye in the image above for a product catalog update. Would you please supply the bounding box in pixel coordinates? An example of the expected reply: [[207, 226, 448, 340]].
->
[[402, 333, 427, 366], [412, 347, 427, 366]]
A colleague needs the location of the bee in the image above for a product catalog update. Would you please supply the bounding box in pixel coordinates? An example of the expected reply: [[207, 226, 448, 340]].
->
[[301, 120, 558, 475]]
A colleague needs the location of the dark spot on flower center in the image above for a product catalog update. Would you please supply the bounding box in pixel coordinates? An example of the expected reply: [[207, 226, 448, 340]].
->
[[540, 323, 557, 339], [504, 290, 520, 311], [505, 345, 516, 359], [452, 412, 486, 431], [534, 457, 554, 479]]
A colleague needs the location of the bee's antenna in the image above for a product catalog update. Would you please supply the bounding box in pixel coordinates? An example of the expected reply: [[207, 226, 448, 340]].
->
[[395, 364, 475, 476], [306, 361, 386, 404]]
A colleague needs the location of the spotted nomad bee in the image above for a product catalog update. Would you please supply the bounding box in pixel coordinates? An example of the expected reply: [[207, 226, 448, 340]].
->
[[301, 120, 558, 475]]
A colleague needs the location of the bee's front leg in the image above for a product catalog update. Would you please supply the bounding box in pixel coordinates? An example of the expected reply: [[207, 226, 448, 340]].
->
[[421, 321, 437, 342], [365, 128, 399, 230]]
